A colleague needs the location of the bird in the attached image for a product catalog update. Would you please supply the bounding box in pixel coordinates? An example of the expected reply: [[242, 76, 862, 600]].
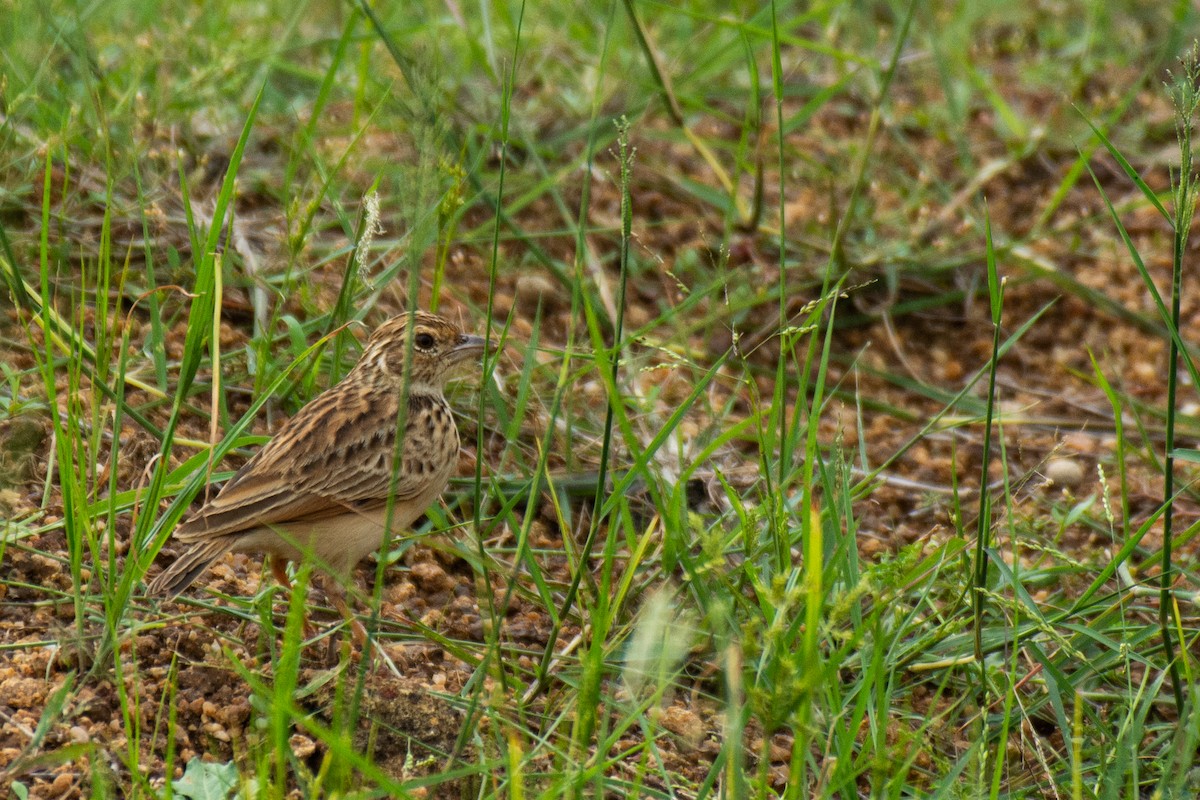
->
[[147, 311, 487, 643]]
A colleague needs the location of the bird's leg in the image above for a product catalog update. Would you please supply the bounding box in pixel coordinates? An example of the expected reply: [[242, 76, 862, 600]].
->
[[320, 575, 368, 647], [271, 557, 292, 590], [270, 557, 324, 641]]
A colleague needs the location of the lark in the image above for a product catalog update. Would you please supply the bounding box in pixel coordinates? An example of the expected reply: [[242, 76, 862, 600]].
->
[[147, 311, 486, 642]]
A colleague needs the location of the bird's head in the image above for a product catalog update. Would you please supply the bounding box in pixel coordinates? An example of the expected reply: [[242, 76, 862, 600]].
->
[[358, 311, 486, 392]]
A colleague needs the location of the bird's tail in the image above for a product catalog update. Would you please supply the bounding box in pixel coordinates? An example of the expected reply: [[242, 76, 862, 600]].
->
[[147, 538, 233, 597]]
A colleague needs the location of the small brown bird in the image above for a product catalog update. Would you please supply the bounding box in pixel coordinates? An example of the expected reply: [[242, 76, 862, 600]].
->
[[148, 311, 486, 641]]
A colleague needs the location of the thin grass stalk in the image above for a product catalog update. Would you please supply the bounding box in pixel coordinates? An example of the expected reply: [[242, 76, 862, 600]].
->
[[767, 0, 791, 573], [769, 3, 803, 796], [968, 213, 1005, 793], [987, 425, 1017, 800], [972, 212, 1002, 668], [723, 643, 746, 800], [92, 177, 114, 465], [1159, 50, 1200, 714], [105, 268, 134, 604]]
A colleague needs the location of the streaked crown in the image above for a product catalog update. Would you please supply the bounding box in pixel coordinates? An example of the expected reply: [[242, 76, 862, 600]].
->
[[356, 311, 485, 391]]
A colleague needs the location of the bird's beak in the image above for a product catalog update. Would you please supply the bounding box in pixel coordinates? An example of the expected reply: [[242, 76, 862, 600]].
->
[[453, 334, 488, 356]]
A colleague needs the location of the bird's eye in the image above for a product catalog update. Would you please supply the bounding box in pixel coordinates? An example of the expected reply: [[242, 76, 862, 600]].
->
[[414, 332, 436, 350]]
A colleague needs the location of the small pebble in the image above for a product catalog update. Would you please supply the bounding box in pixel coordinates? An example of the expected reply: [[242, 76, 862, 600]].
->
[[1044, 458, 1084, 490], [410, 561, 454, 593], [289, 733, 316, 758], [205, 722, 230, 742], [659, 706, 704, 752], [50, 773, 73, 794]]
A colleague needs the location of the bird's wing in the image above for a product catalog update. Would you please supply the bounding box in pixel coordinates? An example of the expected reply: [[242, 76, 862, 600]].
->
[[174, 387, 432, 542]]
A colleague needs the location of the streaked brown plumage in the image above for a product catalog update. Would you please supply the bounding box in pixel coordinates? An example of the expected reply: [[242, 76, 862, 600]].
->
[[147, 311, 485, 640]]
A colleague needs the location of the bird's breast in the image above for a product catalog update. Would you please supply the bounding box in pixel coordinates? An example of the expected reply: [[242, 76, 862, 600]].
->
[[402, 394, 459, 488]]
